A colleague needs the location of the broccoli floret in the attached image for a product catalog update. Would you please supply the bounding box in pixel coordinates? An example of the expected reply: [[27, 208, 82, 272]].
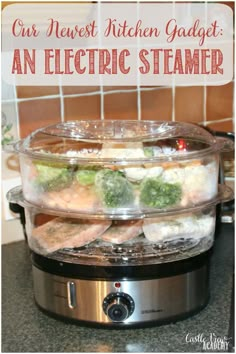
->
[[34, 162, 73, 191], [75, 170, 97, 186], [95, 169, 134, 207], [77, 165, 101, 172], [140, 177, 182, 208]]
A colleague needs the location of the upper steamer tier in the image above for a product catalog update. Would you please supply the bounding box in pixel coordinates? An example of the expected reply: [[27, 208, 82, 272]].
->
[[15, 120, 233, 219]]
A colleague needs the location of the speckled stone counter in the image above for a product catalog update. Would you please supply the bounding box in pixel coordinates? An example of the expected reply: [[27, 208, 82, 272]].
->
[[2, 224, 234, 353]]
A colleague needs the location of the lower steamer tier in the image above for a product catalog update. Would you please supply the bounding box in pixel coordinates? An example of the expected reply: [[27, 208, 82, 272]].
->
[[31, 249, 211, 328]]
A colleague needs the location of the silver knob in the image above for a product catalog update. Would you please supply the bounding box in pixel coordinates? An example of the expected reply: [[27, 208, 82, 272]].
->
[[103, 292, 135, 322]]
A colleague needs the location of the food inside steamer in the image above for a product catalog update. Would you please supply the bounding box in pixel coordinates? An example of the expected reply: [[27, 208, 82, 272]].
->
[[30, 218, 112, 254], [101, 220, 143, 244], [29, 209, 215, 257], [23, 139, 219, 214], [143, 213, 214, 242]]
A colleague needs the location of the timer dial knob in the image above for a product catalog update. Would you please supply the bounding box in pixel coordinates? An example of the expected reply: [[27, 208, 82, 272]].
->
[[103, 292, 135, 322]]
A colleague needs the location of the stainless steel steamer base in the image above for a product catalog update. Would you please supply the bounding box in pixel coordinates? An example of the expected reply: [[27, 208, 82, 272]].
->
[[9, 121, 233, 328], [32, 250, 210, 327]]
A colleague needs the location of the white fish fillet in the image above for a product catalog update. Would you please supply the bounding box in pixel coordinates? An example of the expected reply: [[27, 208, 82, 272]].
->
[[143, 215, 215, 242], [30, 218, 111, 254], [101, 220, 143, 244]]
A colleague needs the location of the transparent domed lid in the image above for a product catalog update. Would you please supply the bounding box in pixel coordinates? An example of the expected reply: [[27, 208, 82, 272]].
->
[[14, 120, 233, 163]]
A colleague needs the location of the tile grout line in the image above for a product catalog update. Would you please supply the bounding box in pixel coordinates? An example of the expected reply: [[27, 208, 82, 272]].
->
[[2, 86, 173, 103], [233, 78, 235, 132], [100, 92, 104, 120], [137, 2, 141, 121], [203, 85, 207, 126], [204, 117, 233, 125], [171, 1, 176, 122], [59, 77, 65, 123], [203, 1, 208, 126], [137, 88, 141, 121], [172, 85, 175, 122], [98, 1, 104, 120], [103, 86, 171, 94], [1, 87, 173, 104], [3, 94, 62, 103]]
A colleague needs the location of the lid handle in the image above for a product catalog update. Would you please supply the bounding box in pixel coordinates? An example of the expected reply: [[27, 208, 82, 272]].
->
[[6, 186, 24, 204], [216, 136, 234, 152], [218, 184, 234, 203]]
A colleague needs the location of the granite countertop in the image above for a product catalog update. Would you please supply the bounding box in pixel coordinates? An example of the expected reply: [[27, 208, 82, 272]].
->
[[2, 224, 234, 353]]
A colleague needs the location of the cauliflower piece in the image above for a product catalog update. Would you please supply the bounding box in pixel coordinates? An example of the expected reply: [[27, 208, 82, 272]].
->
[[183, 164, 218, 203], [124, 166, 163, 182], [161, 161, 218, 206], [124, 167, 147, 182], [162, 167, 185, 184], [100, 142, 145, 159], [146, 166, 163, 178]]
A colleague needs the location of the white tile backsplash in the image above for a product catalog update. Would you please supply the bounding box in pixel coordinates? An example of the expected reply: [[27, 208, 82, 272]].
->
[[2, 101, 19, 141], [2, 217, 25, 244], [1, 78, 16, 101]]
